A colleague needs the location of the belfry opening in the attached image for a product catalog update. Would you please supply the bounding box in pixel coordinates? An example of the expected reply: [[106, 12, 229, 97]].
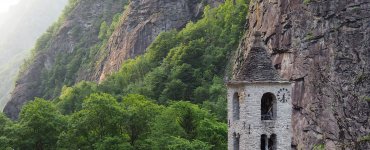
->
[[261, 134, 277, 150], [227, 31, 292, 149], [261, 93, 276, 120]]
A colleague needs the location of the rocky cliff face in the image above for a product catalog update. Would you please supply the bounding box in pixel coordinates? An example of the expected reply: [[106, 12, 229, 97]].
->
[[95, 0, 223, 81], [4, 0, 128, 119], [234, 0, 370, 149], [0, 0, 68, 111], [4, 0, 223, 119]]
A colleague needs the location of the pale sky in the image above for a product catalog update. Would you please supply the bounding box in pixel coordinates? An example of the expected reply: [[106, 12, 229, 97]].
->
[[0, 0, 20, 13]]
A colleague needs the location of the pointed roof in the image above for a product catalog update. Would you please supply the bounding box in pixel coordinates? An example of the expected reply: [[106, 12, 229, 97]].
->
[[234, 32, 281, 81]]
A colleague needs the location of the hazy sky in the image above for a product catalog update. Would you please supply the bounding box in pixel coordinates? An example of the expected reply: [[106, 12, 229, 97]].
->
[[0, 0, 20, 13]]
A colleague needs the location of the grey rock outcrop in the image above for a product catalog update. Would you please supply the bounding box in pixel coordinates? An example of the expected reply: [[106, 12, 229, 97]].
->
[[95, 0, 223, 82], [233, 0, 370, 149], [0, 0, 68, 111], [4, 0, 128, 119], [4, 0, 223, 119]]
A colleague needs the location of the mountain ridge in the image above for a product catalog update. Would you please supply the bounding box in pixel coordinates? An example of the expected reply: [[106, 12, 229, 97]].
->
[[0, 0, 68, 111]]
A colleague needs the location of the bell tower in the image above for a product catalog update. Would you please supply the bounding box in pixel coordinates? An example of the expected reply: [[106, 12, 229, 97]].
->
[[227, 32, 292, 150]]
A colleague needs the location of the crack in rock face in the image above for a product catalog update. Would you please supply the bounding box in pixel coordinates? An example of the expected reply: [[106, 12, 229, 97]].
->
[[233, 0, 370, 149]]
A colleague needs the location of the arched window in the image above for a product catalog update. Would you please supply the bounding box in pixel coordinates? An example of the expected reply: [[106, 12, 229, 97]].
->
[[233, 133, 240, 150], [261, 134, 277, 150], [233, 92, 240, 121], [261, 93, 276, 120], [268, 134, 277, 150], [260, 134, 268, 150]]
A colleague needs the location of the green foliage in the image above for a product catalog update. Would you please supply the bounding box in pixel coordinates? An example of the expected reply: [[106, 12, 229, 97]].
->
[[0, 113, 10, 135], [93, 136, 133, 150], [18, 0, 80, 76], [0, 113, 13, 149], [16, 98, 66, 150], [201, 77, 228, 120], [358, 135, 370, 142], [98, 21, 108, 40], [107, 13, 123, 37], [56, 81, 98, 114], [0, 95, 228, 149], [99, 30, 179, 96], [3, 0, 249, 149], [58, 93, 127, 149], [120, 94, 162, 147], [101, 0, 248, 120], [167, 137, 212, 150], [364, 96, 370, 102], [1, 95, 227, 149], [313, 144, 325, 150], [39, 11, 124, 98], [197, 118, 228, 149], [21, 0, 128, 100], [304, 0, 312, 5], [0, 136, 12, 150], [305, 32, 314, 40], [147, 101, 227, 149]]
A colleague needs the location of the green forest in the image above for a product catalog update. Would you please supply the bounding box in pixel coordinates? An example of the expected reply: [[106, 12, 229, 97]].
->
[[0, 0, 249, 149]]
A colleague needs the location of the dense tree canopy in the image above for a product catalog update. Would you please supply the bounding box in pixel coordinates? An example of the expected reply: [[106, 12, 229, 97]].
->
[[100, 0, 248, 120], [0, 0, 249, 149]]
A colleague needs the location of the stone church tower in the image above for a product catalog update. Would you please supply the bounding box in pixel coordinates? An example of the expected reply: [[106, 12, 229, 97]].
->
[[227, 32, 292, 150]]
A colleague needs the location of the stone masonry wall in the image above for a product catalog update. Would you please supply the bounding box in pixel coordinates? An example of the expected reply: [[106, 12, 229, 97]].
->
[[228, 82, 292, 150]]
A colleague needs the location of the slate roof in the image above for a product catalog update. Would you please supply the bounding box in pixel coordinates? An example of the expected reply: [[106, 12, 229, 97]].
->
[[234, 32, 282, 81]]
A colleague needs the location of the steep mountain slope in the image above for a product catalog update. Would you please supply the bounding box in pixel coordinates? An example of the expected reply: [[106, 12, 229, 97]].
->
[[4, 0, 368, 148], [233, 0, 370, 149], [94, 0, 223, 81], [0, 0, 68, 111], [4, 0, 223, 119], [4, 0, 129, 119], [0, 1, 247, 149]]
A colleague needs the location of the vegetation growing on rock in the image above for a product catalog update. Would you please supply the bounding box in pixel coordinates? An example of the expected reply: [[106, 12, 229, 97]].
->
[[0, 0, 248, 149]]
